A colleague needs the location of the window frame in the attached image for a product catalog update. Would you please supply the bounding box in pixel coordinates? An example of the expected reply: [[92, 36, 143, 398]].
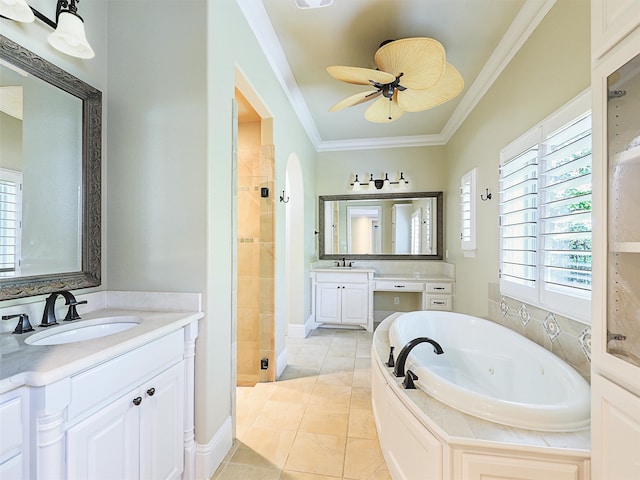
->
[[460, 167, 477, 257], [499, 90, 592, 322]]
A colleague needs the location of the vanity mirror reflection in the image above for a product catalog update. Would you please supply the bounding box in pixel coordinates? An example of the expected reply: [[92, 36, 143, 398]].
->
[[0, 35, 101, 300], [319, 191, 443, 260]]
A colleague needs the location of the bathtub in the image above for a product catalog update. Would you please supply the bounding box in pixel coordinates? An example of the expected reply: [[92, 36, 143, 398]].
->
[[388, 310, 590, 432]]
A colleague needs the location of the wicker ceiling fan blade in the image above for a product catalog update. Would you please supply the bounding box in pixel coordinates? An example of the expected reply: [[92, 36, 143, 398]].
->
[[397, 63, 464, 112], [329, 90, 382, 112], [327, 66, 396, 85], [375, 38, 446, 90], [364, 94, 405, 123]]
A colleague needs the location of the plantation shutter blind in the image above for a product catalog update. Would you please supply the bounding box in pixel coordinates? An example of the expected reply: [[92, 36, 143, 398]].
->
[[539, 113, 592, 297], [499, 131, 539, 303]]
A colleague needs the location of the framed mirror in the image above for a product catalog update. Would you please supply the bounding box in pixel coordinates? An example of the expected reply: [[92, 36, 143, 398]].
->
[[0, 35, 101, 300], [319, 191, 443, 260]]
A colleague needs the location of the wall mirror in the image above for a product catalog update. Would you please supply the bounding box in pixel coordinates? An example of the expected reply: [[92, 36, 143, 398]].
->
[[0, 35, 101, 300], [319, 191, 443, 260]]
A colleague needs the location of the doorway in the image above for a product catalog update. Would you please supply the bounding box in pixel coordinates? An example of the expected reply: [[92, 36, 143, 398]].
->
[[234, 79, 275, 386]]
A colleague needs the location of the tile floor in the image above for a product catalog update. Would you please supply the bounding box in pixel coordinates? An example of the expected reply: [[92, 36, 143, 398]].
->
[[212, 327, 391, 480]]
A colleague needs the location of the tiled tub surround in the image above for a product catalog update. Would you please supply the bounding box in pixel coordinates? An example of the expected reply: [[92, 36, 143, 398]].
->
[[372, 316, 590, 479], [487, 283, 591, 382]]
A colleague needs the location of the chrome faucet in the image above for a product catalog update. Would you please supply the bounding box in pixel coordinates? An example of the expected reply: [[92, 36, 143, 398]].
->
[[393, 337, 444, 378], [40, 291, 87, 327]]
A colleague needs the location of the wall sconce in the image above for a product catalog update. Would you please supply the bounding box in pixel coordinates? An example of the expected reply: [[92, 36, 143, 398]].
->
[[351, 172, 409, 192], [0, 0, 95, 59]]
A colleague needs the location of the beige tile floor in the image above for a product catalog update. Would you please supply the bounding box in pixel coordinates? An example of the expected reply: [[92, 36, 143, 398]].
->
[[212, 327, 391, 480]]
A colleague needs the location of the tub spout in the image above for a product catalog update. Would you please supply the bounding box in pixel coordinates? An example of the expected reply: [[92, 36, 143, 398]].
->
[[393, 337, 444, 378]]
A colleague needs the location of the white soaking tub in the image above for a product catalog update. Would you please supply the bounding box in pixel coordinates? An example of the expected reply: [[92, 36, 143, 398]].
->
[[388, 310, 590, 431]]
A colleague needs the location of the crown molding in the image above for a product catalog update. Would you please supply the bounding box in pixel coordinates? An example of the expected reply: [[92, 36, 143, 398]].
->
[[440, 0, 557, 142], [236, 0, 322, 147], [237, 0, 556, 152], [317, 134, 447, 152]]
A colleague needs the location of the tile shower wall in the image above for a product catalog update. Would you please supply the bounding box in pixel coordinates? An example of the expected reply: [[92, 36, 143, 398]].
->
[[487, 283, 591, 382], [237, 121, 275, 386]]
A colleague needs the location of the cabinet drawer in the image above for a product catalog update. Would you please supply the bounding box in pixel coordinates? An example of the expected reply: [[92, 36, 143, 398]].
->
[[427, 296, 452, 311], [0, 397, 22, 457], [374, 280, 424, 292], [315, 272, 369, 283], [425, 283, 452, 294], [68, 329, 184, 421]]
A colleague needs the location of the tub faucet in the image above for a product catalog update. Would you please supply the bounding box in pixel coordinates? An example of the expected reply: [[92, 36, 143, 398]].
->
[[393, 337, 444, 378], [40, 291, 86, 327]]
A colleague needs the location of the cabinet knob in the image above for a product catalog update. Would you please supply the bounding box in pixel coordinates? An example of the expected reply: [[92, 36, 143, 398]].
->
[[147, 388, 156, 397], [132, 397, 142, 406]]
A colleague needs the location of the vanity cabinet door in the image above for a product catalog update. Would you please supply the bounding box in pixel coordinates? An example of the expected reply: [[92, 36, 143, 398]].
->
[[315, 282, 342, 324], [66, 362, 185, 480], [341, 283, 369, 325], [66, 386, 141, 480], [139, 362, 185, 480]]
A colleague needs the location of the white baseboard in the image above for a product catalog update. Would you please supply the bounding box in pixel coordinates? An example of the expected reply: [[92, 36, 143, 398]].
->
[[195, 416, 233, 480], [276, 347, 288, 379], [288, 315, 316, 339]]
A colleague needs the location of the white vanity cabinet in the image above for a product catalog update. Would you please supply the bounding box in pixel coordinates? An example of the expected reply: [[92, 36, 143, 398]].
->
[[0, 387, 29, 479], [24, 320, 199, 480], [311, 270, 374, 331], [373, 278, 454, 311], [66, 362, 184, 480]]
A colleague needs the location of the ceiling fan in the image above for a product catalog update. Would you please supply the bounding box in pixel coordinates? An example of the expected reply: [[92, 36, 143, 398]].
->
[[327, 37, 464, 123]]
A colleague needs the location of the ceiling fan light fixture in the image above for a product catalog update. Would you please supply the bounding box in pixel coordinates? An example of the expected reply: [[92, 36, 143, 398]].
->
[[293, 0, 332, 9], [327, 36, 464, 123]]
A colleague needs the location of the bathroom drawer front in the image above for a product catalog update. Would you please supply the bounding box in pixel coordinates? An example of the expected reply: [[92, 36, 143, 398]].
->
[[0, 396, 22, 458], [426, 296, 452, 311], [315, 272, 369, 283], [68, 329, 184, 421], [374, 280, 424, 292], [425, 283, 453, 294]]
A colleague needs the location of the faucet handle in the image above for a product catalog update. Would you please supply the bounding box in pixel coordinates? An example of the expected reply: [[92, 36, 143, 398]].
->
[[2, 314, 35, 334], [385, 346, 395, 367], [64, 300, 87, 321], [403, 370, 418, 390]]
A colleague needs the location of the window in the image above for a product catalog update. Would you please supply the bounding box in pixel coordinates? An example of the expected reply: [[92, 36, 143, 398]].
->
[[0, 169, 22, 277], [410, 209, 421, 254], [499, 91, 591, 321], [460, 168, 477, 256]]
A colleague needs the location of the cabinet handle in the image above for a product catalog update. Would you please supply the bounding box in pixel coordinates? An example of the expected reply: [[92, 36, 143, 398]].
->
[[432, 301, 446, 305], [132, 397, 142, 406], [433, 287, 445, 290], [147, 388, 156, 397], [394, 285, 405, 288]]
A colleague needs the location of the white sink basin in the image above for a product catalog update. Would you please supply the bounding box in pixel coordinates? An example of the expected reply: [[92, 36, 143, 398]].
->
[[25, 316, 142, 346]]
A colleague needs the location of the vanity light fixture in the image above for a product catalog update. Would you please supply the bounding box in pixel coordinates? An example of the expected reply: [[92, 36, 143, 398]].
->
[[0, 0, 34, 22], [293, 0, 333, 9], [0, 0, 94, 59], [350, 172, 409, 191]]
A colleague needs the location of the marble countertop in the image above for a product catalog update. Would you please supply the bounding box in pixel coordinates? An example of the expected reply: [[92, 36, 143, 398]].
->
[[0, 308, 203, 394], [373, 273, 454, 281], [373, 314, 590, 455], [311, 267, 376, 273]]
